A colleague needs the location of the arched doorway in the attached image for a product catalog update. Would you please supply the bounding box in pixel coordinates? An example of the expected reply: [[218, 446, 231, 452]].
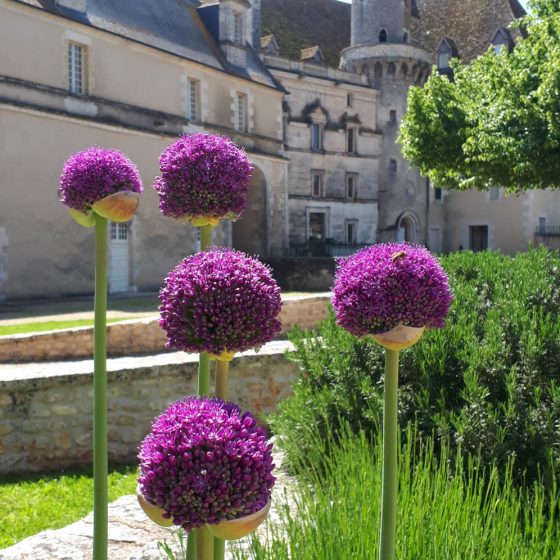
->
[[232, 165, 267, 256], [395, 212, 419, 243]]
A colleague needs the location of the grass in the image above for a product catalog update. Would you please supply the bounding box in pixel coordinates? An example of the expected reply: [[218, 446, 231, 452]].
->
[[233, 425, 560, 560], [0, 317, 135, 336], [0, 464, 138, 548]]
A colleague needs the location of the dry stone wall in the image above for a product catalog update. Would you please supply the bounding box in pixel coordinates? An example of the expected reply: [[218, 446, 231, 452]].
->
[[0, 294, 330, 363], [0, 342, 297, 475]]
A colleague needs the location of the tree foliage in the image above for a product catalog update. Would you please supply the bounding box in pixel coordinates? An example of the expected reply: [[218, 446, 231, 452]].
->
[[399, 0, 560, 192]]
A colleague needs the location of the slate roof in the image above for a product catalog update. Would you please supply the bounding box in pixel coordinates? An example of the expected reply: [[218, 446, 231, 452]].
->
[[260, 0, 526, 67], [14, 0, 281, 89]]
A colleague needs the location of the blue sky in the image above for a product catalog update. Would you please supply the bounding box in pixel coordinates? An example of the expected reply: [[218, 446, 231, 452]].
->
[[338, 0, 529, 10]]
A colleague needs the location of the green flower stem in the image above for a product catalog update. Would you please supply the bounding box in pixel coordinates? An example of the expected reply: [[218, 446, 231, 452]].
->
[[191, 223, 215, 559], [379, 349, 399, 560], [213, 359, 230, 560], [215, 360, 230, 401], [213, 539, 225, 560], [196, 526, 214, 560], [187, 533, 196, 560], [200, 224, 213, 250], [93, 215, 108, 560]]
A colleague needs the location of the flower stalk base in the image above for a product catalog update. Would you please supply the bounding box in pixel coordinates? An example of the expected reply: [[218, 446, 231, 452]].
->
[[379, 348, 399, 560]]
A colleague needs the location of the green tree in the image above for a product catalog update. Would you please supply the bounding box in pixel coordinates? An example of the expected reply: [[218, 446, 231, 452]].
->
[[399, 0, 560, 192]]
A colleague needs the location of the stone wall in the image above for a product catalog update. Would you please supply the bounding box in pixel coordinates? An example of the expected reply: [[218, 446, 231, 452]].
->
[[0, 294, 330, 363], [0, 342, 298, 475]]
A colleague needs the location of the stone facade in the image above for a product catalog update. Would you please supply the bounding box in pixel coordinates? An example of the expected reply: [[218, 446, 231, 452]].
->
[[263, 55, 380, 252], [0, 342, 297, 474], [0, 0, 287, 300]]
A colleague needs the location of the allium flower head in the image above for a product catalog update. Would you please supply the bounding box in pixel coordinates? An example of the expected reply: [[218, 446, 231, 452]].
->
[[159, 248, 282, 356], [59, 146, 143, 214], [332, 243, 452, 337], [138, 397, 275, 531], [154, 134, 253, 224]]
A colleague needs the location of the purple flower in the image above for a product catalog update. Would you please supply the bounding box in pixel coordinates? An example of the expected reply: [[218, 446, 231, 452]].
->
[[332, 243, 452, 336], [138, 397, 275, 531], [159, 248, 282, 356], [153, 134, 253, 223], [59, 146, 143, 213]]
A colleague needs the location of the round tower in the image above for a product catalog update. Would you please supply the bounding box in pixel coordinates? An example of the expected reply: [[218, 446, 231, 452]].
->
[[343, 0, 433, 245], [351, 0, 407, 46]]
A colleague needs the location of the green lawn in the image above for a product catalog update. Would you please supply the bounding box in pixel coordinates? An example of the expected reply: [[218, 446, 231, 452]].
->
[[0, 465, 138, 548], [0, 317, 134, 336]]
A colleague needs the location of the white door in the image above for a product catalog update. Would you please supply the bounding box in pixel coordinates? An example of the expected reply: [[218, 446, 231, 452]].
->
[[109, 222, 129, 293]]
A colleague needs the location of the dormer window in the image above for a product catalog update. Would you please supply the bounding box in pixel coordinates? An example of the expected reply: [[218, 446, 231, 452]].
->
[[379, 29, 387, 43], [301, 46, 324, 66], [491, 28, 513, 55], [437, 51, 450, 69], [436, 37, 458, 75], [233, 12, 244, 44], [261, 34, 280, 56]]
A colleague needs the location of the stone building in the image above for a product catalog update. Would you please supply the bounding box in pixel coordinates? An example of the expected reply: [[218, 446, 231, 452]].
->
[[261, 0, 539, 255], [0, 0, 288, 300], [2, 0, 556, 301]]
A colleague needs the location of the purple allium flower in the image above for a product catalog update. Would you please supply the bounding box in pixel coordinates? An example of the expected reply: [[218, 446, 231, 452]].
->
[[138, 397, 275, 531], [159, 248, 282, 356], [332, 243, 452, 336], [153, 134, 253, 222], [59, 146, 143, 213]]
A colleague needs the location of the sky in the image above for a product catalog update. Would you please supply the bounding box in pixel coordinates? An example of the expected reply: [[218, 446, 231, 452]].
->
[[338, 0, 530, 9]]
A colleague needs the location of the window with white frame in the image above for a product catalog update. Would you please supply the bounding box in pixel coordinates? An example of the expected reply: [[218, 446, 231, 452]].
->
[[233, 12, 244, 44], [68, 42, 86, 95], [310, 123, 323, 151], [346, 173, 358, 200], [347, 128, 357, 154], [235, 93, 248, 132], [346, 220, 358, 244], [110, 222, 128, 241], [187, 79, 200, 122], [311, 170, 323, 197]]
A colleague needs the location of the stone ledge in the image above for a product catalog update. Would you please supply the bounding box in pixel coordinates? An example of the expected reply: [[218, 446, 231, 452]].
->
[[0, 294, 329, 363]]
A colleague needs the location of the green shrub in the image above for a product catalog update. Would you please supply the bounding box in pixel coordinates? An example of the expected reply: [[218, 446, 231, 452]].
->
[[234, 425, 560, 560], [271, 248, 560, 487]]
